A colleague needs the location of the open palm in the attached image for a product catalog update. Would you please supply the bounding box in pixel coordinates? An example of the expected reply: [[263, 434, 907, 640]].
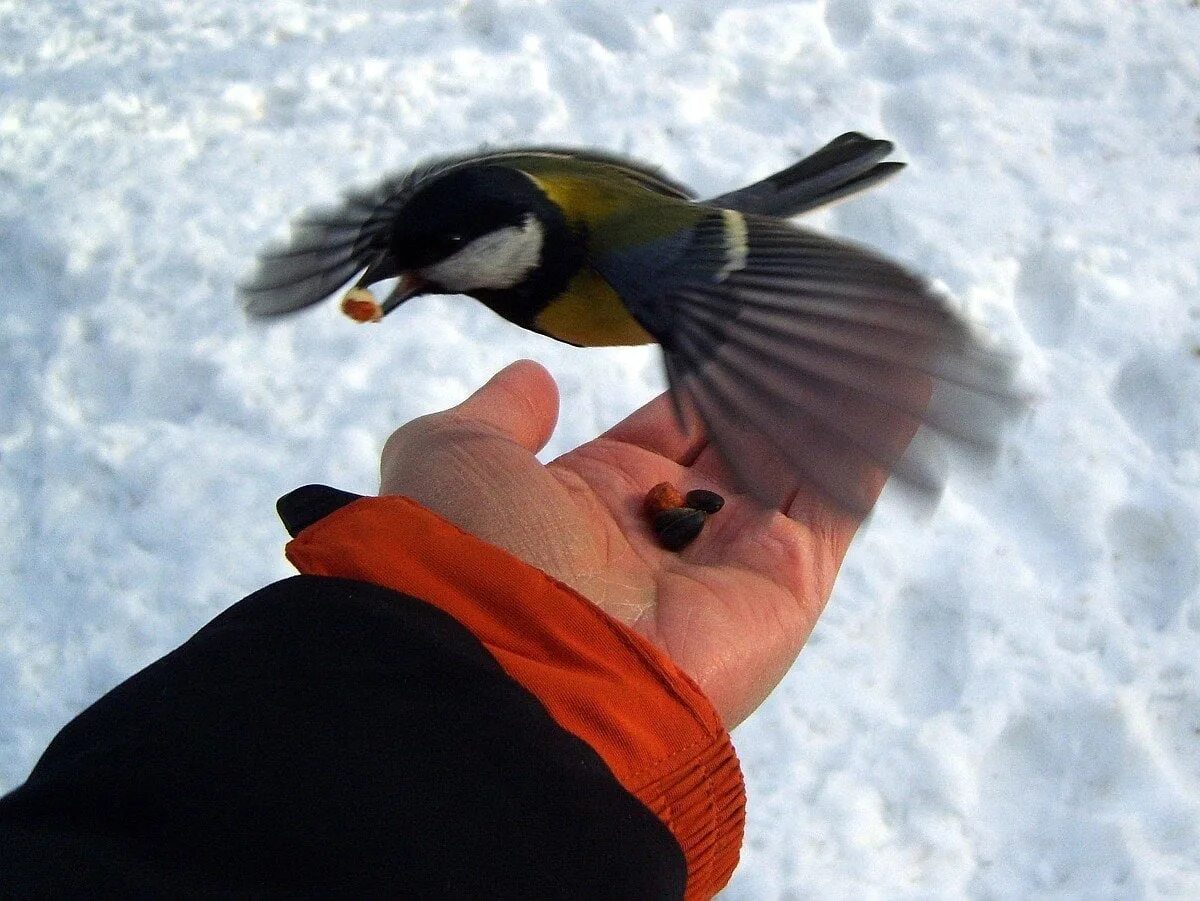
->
[[380, 360, 893, 728]]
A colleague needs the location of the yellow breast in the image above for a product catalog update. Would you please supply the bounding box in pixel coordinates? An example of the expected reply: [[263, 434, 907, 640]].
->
[[534, 268, 656, 347]]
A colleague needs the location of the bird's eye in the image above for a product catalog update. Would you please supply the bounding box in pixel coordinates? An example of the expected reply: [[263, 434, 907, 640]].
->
[[447, 234, 463, 245]]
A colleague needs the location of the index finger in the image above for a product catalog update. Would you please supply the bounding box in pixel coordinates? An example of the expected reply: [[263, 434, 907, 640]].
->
[[598, 389, 708, 466]]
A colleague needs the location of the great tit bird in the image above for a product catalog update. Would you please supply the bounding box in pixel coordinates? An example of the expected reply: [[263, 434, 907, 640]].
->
[[240, 133, 1018, 513]]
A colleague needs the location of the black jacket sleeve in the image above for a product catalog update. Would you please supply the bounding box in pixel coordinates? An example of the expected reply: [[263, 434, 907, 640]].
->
[[0, 574, 686, 898]]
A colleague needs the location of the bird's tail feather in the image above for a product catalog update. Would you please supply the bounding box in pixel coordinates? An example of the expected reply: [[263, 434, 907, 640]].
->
[[706, 132, 904, 218]]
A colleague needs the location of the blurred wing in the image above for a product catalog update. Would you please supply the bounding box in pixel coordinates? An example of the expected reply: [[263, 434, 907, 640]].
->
[[239, 146, 694, 316], [480, 147, 696, 200], [602, 213, 1021, 513], [238, 171, 416, 316]]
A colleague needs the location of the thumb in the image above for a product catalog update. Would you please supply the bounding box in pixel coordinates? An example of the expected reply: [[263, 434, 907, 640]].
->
[[447, 359, 560, 454]]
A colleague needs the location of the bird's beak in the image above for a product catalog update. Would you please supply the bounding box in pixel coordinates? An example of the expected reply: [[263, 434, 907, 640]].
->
[[379, 272, 427, 314], [340, 272, 427, 323]]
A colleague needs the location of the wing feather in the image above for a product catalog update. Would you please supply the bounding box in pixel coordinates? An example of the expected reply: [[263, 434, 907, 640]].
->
[[652, 215, 1020, 511], [239, 146, 694, 316]]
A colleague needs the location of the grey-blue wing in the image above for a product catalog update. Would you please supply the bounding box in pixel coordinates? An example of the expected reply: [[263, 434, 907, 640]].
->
[[599, 214, 1021, 513]]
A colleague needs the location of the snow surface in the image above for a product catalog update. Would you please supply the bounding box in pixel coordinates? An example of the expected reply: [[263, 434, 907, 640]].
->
[[3, 0, 1200, 896]]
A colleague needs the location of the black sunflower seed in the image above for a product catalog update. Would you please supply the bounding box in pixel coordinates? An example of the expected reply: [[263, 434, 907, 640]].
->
[[652, 507, 707, 551], [684, 489, 725, 514]]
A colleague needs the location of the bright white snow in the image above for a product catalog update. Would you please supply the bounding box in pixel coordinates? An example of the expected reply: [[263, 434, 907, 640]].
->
[[2, 0, 1199, 896]]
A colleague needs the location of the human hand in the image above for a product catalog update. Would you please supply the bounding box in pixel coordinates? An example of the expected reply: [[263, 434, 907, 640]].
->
[[380, 359, 911, 728]]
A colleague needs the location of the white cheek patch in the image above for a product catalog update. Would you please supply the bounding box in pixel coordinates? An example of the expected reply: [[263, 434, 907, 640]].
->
[[421, 214, 544, 292]]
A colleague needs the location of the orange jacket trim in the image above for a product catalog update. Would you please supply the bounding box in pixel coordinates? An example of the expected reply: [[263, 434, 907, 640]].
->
[[285, 495, 745, 900]]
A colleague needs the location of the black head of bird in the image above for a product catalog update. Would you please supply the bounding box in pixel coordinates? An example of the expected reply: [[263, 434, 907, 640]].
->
[[240, 133, 1021, 514]]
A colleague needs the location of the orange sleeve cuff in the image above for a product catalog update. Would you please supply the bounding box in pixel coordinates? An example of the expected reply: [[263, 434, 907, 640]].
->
[[284, 495, 745, 899]]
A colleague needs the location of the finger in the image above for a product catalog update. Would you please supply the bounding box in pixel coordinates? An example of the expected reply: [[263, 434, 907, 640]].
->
[[784, 376, 932, 557], [686, 440, 749, 495], [599, 387, 708, 465], [783, 482, 862, 560], [380, 360, 559, 498], [446, 358, 560, 454]]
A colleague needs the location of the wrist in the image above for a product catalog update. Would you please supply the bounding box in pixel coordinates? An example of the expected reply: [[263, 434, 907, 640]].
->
[[279, 487, 746, 898]]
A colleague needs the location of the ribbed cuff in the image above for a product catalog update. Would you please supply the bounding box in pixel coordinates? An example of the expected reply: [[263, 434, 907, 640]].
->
[[283, 493, 745, 899]]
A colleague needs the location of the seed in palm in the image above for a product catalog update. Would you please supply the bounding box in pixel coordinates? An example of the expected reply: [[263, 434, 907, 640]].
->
[[652, 507, 708, 552], [684, 489, 725, 514]]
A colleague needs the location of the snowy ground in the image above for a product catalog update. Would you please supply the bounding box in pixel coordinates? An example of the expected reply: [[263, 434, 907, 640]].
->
[[3, 0, 1200, 896]]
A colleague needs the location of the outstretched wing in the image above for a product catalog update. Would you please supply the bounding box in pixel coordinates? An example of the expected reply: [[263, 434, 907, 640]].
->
[[239, 146, 694, 316], [238, 171, 413, 316], [595, 212, 1021, 513], [475, 147, 696, 201]]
